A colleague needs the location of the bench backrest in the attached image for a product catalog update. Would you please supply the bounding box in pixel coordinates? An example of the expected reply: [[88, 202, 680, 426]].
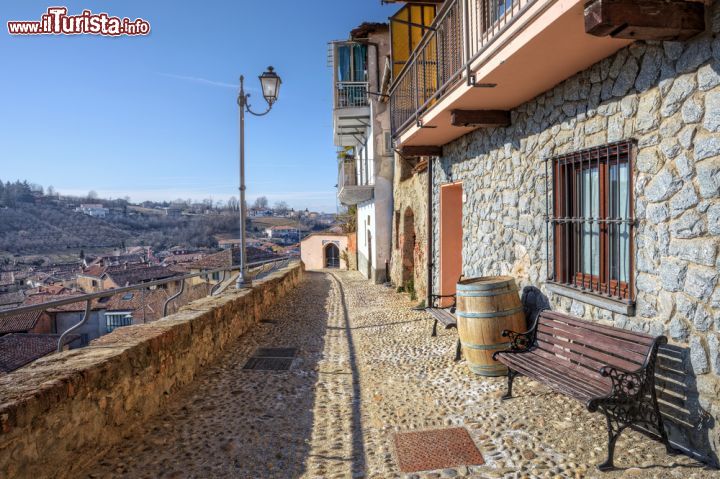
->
[[534, 311, 661, 376]]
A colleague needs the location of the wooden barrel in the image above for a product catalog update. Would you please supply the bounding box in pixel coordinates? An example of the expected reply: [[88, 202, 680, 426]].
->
[[456, 276, 526, 376]]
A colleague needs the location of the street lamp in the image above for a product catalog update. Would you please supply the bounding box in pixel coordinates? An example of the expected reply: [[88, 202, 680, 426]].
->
[[236, 66, 282, 288]]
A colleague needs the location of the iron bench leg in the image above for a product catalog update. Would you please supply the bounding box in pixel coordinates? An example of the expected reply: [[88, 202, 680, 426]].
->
[[431, 318, 438, 337], [502, 368, 517, 400], [598, 415, 626, 471], [454, 338, 462, 362]]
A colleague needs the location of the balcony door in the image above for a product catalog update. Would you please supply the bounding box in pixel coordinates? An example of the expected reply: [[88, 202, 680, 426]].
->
[[439, 182, 463, 306], [336, 43, 368, 83]]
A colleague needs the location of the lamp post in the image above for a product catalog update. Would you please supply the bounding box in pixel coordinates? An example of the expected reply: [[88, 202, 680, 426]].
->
[[236, 66, 282, 288]]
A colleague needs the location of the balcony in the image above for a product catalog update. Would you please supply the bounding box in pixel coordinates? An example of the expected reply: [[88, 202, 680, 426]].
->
[[337, 158, 374, 206], [389, 0, 633, 147], [333, 81, 370, 148], [331, 40, 371, 148], [335, 81, 369, 109]]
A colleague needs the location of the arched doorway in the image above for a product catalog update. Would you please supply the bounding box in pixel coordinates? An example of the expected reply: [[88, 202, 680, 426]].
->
[[325, 243, 340, 268], [402, 207, 415, 285]]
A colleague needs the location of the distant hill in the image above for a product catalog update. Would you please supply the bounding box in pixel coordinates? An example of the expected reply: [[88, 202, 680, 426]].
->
[[0, 204, 130, 253], [0, 203, 236, 255]]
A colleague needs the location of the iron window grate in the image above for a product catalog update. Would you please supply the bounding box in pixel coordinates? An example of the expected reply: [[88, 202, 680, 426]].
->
[[545, 140, 635, 302]]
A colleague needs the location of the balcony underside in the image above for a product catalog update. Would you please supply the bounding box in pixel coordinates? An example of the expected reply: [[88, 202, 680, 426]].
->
[[334, 106, 371, 147], [398, 0, 632, 148], [338, 185, 374, 206]]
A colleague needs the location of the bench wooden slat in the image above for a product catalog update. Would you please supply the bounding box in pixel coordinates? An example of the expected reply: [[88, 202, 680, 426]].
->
[[523, 351, 611, 393], [536, 331, 645, 371], [529, 346, 612, 386], [537, 322, 649, 363], [427, 308, 457, 327], [534, 337, 636, 376], [501, 354, 608, 401], [540, 317, 653, 357], [536, 328, 647, 369], [543, 311, 656, 344]]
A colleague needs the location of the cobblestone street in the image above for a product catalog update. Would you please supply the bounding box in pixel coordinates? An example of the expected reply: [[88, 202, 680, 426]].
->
[[82, 271, 714, 478]]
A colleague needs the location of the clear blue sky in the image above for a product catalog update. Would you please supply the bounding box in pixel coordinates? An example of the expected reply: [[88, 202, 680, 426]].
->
[[0, 1, 397, 213]]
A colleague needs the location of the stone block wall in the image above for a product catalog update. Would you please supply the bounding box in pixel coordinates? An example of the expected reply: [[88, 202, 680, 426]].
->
[[432, 4, 720, 464], [0, 263, 303, 479]]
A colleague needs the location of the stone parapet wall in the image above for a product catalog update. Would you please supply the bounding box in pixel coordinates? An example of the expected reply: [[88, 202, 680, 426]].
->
[[0, 263, 303, 479], [432, 4, 720, 464]]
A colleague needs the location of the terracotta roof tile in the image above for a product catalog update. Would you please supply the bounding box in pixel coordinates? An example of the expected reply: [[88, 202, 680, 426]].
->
[[104, 265, 179, 287], [190, 249, 232, 270], [0, 272, 15, 287], [0, 310, 42, 334], [0, 334, 75, 374], [80, 264, 107, 278], [190, 247, 280, 271]]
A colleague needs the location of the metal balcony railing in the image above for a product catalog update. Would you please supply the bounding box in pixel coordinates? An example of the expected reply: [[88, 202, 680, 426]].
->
[[335, 81, 369, 108], [338, 158, 373, 190], [389, 0, 539, 136]]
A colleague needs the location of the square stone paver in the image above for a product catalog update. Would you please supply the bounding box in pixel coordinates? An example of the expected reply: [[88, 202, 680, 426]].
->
[[393, 427, 485, 473]]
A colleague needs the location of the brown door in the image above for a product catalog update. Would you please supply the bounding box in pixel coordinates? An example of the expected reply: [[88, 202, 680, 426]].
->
[[440, 183, 463, 306]]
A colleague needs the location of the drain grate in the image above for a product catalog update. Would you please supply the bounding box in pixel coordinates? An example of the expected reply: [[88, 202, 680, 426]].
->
[[243, 357, 294, 371], [243, 347, 297, 371], [393, 427, 484, 473], [255, 347, 297, 358]]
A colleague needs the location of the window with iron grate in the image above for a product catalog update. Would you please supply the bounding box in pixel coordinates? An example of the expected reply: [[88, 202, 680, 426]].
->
[[547, 140, 635, 302], [106, 312, 133, 333]]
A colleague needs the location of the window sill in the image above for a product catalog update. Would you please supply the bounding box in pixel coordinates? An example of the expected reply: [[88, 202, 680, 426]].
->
[[546, 282, 635, 316]]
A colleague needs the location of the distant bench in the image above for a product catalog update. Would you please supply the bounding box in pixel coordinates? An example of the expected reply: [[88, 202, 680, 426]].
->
[[494, 309, 676, 471], [425, 286, 550, 363], [426, 294, 461, 361]]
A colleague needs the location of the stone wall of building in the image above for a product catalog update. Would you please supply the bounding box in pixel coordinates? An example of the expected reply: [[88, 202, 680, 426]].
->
[[0, 263, 303, 479], [432, 5, 720, 464], [390, 155, 428, 299]]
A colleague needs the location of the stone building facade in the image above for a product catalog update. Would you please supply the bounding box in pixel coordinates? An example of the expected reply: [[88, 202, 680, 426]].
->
[[431, 5, 720, 464], [389, 158, 428, 300]]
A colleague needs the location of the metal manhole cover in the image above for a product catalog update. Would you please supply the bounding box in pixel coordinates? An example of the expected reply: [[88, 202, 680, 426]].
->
[[393, 427, 484, 473], [255, 347, 297, 358], [243, 357, 294, 371]]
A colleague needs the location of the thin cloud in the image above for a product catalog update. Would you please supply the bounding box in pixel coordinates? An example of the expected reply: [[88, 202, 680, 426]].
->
[[159, 73, 238, 89]]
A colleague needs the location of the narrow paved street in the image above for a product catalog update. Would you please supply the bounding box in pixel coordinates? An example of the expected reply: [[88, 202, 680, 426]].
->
[[82, 271, 710, 478]]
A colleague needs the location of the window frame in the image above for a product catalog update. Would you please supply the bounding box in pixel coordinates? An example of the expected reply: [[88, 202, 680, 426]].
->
[[106, 312, 133, 333], [548, 140, 636, 303]]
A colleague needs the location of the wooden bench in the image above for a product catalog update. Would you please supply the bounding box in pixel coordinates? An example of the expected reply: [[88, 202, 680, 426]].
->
[[426, 294, 461, 361], [493, 310, 675, 471]]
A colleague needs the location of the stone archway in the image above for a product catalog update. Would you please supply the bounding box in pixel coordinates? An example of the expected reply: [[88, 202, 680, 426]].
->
[[402, 207, 415, 285], [324, 243, 340, 269]]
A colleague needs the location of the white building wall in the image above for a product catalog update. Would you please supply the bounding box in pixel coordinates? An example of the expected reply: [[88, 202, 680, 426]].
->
[[357, 199, 376, 279]]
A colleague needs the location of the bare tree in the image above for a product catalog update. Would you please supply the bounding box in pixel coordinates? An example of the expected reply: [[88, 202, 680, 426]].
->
[[227, 196, 239, 211], [274, 201, 290, 216], [88, 190, 98, 200], [47, 185, 56, 197], [252, 196, 269, 210]]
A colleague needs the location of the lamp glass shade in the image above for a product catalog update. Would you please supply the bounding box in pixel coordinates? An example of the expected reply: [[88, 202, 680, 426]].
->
[[259, 67, 281, 105]]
